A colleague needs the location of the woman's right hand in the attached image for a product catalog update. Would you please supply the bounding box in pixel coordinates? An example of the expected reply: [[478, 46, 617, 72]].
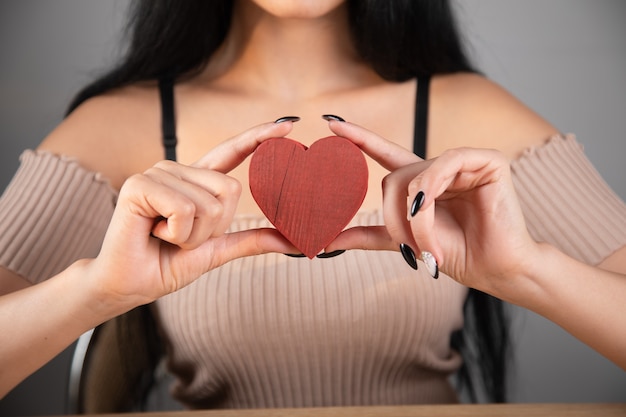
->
[[87, 121, 298, 312], [0, 120, 301, 397]]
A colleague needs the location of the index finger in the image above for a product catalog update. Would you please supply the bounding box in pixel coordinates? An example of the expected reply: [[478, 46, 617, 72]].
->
[[192, 120, 295, 172], [327, 120, 421, 171]]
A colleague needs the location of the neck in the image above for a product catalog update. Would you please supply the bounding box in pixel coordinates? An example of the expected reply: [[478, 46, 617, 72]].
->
[[202, 1, 381, 100]]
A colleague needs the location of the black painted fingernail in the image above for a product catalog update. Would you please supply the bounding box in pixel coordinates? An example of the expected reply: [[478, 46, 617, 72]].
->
[[275, 116, 300, 123], [399, 243, 418, 270], [410, 191, 425, 217], [283, 253, 306, 258], [322, 114, 345, 122], [421, 251, 439, 279], [316, 249, 346, 259]]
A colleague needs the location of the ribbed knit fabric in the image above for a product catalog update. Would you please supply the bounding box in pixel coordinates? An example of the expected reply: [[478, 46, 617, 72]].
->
[[155, 211, 467, 409], [0, 150, 116, 283], [511, 134, 626, 265]]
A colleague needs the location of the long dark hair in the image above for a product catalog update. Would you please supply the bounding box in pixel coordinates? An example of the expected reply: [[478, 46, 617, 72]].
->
[[71, 0, 509, 407]]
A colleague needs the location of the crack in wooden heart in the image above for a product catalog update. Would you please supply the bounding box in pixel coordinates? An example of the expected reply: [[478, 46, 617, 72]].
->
[[249, 136, 368, 258]]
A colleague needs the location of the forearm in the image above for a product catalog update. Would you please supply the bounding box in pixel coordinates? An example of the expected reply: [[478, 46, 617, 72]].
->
[[0, 259, 129, 398], [500, 243, 626, 370]]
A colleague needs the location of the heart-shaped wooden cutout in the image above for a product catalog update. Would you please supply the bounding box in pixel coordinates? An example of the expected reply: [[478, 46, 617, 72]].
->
[[249, 136, 368, 258]]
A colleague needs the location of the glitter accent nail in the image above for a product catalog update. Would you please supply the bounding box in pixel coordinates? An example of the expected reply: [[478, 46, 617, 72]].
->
[[421, 251, 439, 279]]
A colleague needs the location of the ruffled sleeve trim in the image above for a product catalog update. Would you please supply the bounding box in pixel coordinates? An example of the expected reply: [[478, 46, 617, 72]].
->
[[19, 149, 119, 197], [510, 134, 626, 265], [0, 150, 117, 283]]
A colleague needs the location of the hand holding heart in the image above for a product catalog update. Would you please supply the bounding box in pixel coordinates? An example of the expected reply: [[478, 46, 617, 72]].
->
[[90, 115, 535, 313], [90, 116, 434, 314], [328, 120, 538, 295], [387, 147, 536, 293], [90, 121, 298, 311]]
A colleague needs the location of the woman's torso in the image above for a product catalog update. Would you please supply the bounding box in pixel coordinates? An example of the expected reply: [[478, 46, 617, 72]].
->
[[148, 75, 469, 407], [37, 71, 556, 408], [154, 211, 468, 408]]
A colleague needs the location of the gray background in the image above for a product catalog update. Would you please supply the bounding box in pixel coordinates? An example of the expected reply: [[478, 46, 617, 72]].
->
[[1, 0, 625, 415]]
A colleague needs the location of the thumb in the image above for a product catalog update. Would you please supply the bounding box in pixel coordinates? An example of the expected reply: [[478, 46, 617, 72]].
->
[[205, 228, 300, 268]]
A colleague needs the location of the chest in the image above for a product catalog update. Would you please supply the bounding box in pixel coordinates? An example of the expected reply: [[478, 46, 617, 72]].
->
[[156, 80, 420, 215]]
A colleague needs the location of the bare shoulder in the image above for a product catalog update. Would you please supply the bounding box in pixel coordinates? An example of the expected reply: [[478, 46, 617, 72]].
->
[[428, 72, 559, 159], [38, 82, 164, 190]]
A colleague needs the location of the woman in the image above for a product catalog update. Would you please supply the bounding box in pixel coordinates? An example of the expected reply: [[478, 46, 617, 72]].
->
[[1, 0, 624, 409]]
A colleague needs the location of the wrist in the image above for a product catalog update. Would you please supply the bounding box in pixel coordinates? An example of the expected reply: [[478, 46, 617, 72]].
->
[[71, 258, 140, 325], [481, 241, 555, 309], [493, 242, 577, 314]]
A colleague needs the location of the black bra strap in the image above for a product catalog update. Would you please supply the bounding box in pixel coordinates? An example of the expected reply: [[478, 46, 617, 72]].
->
[[414, 75, 431, 159], [158, 77, 177, 161]]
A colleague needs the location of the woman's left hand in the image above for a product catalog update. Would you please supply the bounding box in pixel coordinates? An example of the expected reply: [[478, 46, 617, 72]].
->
[[385, 147, 538, 291], [326, 120, 539, 295]]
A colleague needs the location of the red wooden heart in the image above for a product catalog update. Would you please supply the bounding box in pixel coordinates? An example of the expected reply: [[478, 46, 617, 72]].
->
[[249, 136, 368, 258]]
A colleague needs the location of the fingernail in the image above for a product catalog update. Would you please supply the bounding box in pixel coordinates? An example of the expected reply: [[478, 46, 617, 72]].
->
[[410, 191, 425, 217], [399, 243, 418, 270], [316, 249, 346, 259], [421, 251, 439, 279], [322, 114, 345, 122], [283, 253, 306, 258], [275, 116, 300, 123]]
